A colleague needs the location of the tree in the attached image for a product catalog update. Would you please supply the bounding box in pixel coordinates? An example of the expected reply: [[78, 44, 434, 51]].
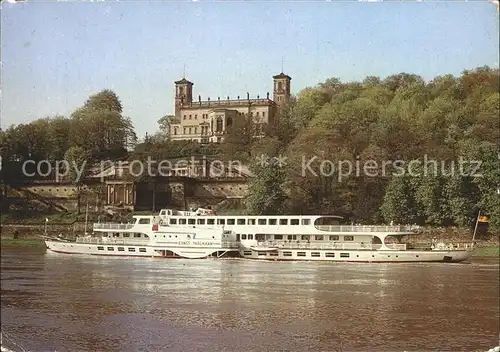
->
[[245, 137, 287, 215]]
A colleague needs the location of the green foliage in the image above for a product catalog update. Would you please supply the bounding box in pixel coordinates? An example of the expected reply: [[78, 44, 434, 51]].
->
[[245, 137, 288, 215]]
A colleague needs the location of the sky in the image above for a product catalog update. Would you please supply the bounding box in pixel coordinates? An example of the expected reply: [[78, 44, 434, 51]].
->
[[1, 1, 499, 139]]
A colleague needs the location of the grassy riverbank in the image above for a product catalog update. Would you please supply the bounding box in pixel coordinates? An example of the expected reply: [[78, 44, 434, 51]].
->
[[1, 238, 46, 248], [472, 246, 500, 258]]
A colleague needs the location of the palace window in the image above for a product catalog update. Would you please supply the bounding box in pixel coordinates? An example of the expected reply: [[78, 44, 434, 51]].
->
[[216, 117, 223, 132]]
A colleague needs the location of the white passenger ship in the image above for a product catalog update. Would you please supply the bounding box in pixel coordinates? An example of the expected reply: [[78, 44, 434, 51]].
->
[[44, 213, 239, 259], [157, 208, 474, 263]]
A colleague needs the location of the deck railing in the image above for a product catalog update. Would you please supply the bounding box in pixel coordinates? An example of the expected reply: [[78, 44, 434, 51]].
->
[[76, 237, 149, 245], [252, 241, 409, 251], [75, 237, 240, 249], [93, 223, 135, 230], [315, 225, 418, 233]]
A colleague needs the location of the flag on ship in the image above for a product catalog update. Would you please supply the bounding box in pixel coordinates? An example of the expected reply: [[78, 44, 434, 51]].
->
[[478, 216, 489, 223]]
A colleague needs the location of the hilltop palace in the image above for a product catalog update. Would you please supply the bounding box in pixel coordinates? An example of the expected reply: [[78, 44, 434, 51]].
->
[[167, 72, 292, 143]]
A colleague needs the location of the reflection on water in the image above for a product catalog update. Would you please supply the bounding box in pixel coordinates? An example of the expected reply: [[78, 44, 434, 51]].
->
[[1, 248, 499, 352]]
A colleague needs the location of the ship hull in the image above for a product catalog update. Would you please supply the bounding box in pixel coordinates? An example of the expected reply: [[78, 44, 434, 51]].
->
[[238, 248, 473, 263], [45, 240, 238, 259]]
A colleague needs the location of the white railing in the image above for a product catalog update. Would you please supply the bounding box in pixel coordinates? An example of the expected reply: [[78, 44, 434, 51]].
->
[[93, 223, 135, 230], [221, 241, 240, 249], [76, 237, 149, 245], [315, 225, 418, 233], [252, 241, 410, 251]]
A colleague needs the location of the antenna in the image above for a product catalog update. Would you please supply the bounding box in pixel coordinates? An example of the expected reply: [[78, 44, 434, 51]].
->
[[183, 64, 186, 78], [281, 57, 284, 73]]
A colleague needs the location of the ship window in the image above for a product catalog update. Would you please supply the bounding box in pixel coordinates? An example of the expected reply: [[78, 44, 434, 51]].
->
[[138, 218, 150, 224], [207, 219, 215, 225], [344, 236, 354, 241], [139, 248, 147, 252], [269, 252, 278, 256], [134, 233, 141, 238], [325, 253, 335, 257], [329, 235, 339, 241], [340, 253, 350, 258], [258, 219, 266, 225], [258, 252, 267, 256], [283, 251, 292, 257], [297, 252, 306, 257], [128, 248, 135, 252], [217, 219, 225, 225], [118, 247, 125, 251], [97, 246, 104, 250], [179, 219, 187, 224], [311, 252, 321, 257], [197, 219, 205, 225], [241, 234, 247, 240], [248, 234, 253, 240], [243, 251, 252, 256], [102, 234, 108, 237], [237, 219, 246, 225], [188, 219, 195, 225], [123, 233, 130, 238], [315, 235, 324, 241], [274, 235, 283, 240], [301, 235, 310, 241], [287, 235, 296, 240], [279, 219, 288, 225], [290, 219, 299, 225], [301, 219, 310, 225], [170, 219, 177, 225], [227, 219, 235, 225], [248, 219, 256, 225], [107, 247, 114, 251], [269, 219, 277, 225]]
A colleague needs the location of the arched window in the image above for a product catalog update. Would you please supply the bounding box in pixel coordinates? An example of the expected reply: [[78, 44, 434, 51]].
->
[[227, 116, 233, 128], [179, 86, 184, 96], [216, 117, 223, 132], [278, 81, 283, 91]]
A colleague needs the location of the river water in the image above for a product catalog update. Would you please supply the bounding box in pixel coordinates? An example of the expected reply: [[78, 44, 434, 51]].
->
[[1, 247, 499, 352]]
